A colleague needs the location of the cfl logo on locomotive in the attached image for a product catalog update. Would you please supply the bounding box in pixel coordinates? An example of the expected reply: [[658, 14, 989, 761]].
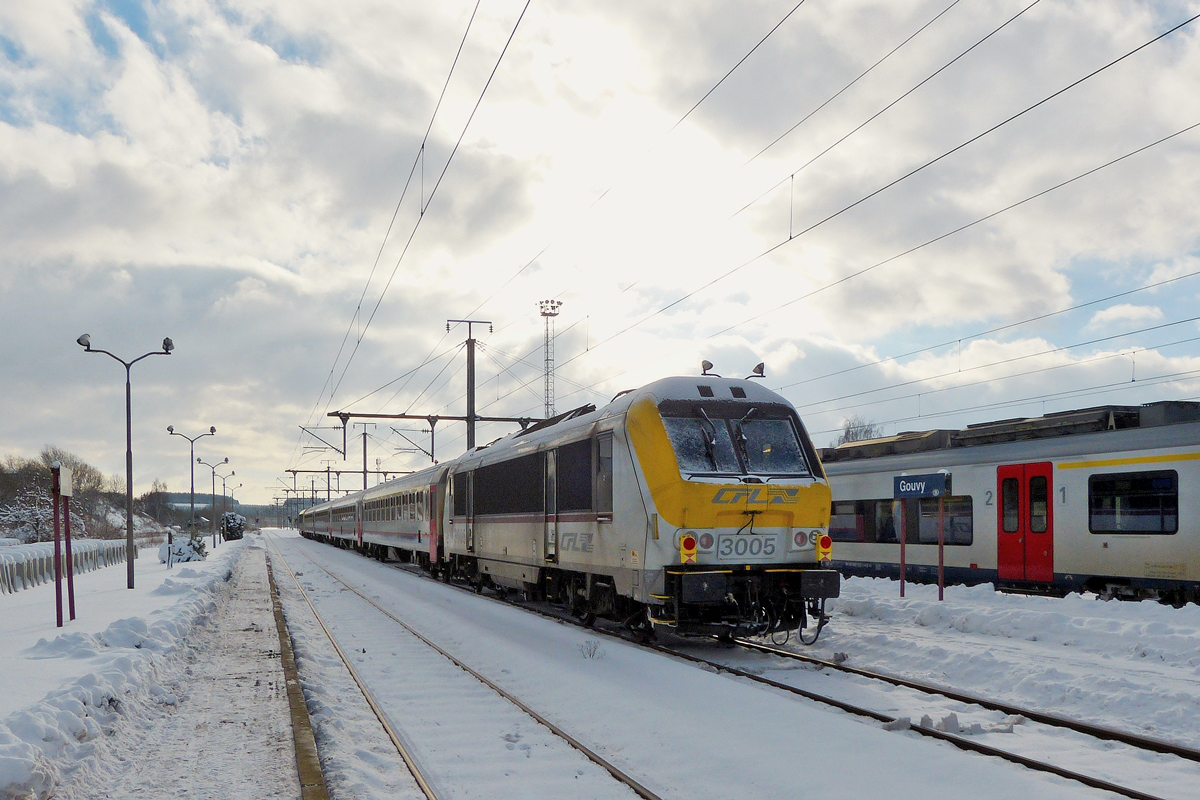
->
[[560, 532, 595, 553], [711, 487, 800, 505]]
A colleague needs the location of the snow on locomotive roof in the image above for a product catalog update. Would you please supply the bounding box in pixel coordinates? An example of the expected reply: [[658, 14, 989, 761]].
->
[[459, 374, 792, 466], [301, 375, 797, 513]]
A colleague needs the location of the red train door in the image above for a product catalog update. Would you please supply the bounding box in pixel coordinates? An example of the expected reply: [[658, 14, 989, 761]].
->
[[996, 463, 1054, 583]]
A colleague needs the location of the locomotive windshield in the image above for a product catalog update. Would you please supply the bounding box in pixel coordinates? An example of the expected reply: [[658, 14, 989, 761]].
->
[[659, 401, 814, 478]]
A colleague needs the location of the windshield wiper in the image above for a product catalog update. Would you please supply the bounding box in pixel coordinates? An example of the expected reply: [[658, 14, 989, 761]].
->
[[733, 407, 756, 465], [697, 408, 720, 470]]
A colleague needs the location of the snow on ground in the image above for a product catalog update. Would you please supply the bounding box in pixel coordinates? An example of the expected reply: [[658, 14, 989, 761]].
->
[[802, 577, 1200, 748], [267, 530, 1118, 800], [54, 546, 299, 800], [0, 537, 250, 799]]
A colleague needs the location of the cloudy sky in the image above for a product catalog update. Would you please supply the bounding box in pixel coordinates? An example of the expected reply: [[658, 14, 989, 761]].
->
[[2, 0, 1199, 505]]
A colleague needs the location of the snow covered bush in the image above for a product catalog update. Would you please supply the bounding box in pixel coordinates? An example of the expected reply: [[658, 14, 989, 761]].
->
[[158, 532, 207, 563], [0, 487, 86, 543]]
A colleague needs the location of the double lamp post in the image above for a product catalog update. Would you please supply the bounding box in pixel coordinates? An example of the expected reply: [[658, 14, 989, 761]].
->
[[77, 334, 173, 590]]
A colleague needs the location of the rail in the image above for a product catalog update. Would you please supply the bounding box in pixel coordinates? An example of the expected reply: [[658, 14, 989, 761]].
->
[[266, 533, 664, 800]]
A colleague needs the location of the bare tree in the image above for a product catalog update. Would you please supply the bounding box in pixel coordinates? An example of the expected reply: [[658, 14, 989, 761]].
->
[[837, 415, 883, 445]]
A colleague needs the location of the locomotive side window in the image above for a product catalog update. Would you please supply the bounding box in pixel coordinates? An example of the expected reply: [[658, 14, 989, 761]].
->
[[1029, 476, 1048, 533], [556, 439, 593, 511], [1001, 478, 1019, 533], [596, 434, 614, 515], [1089, 470, 1178, 534], [452, 472, 469, 516], [474, 453, 544, 515]]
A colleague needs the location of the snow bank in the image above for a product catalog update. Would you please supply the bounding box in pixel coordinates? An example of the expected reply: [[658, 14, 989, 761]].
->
[[0, 542, 247, 800], [831, 577, 1200, 670]]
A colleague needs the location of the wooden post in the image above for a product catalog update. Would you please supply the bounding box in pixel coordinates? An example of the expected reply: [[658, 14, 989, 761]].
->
[[52, 465, 63, 627], [937, 495, 945, 602]]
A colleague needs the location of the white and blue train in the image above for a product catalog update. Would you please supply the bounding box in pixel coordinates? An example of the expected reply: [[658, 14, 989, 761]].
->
[[821, 401, 1200, 604]]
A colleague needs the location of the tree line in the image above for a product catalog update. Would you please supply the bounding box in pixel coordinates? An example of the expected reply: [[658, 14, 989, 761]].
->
[[0, 447, 179, 543]]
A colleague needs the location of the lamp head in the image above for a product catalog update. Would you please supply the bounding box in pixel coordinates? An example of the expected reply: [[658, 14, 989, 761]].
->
[[746, 362, 766, 380], [167, 425, 174, 434], [162, 337, 174, 353], [197, 456, 201, 463], [209, 426, 216, 435], [76, 333, 91, 349], [223, 457, 228, 464], [701, 359, 714, 376]]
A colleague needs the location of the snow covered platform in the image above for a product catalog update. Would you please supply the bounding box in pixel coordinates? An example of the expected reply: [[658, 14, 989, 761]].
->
[[0, 538, 302, 799]]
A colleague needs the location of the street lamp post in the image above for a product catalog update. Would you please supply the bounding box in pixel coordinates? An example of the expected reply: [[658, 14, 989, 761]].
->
[[215, 466, 233, 540], [197, 457, 229, 550], [167, 425, 216, 566], [77, 334, 173, 590]]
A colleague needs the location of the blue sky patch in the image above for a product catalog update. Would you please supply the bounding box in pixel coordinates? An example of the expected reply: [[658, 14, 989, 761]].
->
[[85, 10, 121, 59], [250, 19, 326, 65]]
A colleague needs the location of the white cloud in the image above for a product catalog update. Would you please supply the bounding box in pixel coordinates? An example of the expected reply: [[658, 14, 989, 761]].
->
[[2, 0, 1200, 499], [1087, 304, 1165, 329]]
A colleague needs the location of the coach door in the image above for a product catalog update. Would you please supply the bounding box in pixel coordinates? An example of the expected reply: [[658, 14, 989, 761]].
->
[[544, 450, 558, 563], [465, 472, 475, 553], [996, 462, 1054, 583], [355, 498, 364, 547]]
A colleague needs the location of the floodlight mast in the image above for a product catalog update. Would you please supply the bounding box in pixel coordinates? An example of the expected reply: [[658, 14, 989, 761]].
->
[[77, 334, 173, 589]]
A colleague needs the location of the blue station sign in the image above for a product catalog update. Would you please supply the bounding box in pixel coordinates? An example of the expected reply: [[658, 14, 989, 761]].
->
[[893, 472, 952, 499]]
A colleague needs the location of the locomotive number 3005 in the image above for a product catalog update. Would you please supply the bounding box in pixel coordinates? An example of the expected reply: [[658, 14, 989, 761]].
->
[[716, 534, 778, 560]]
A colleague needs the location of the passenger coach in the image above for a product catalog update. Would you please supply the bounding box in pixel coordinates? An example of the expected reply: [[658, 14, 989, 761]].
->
[[822, 402, 1200, 604], [300, 375, 841, 640]]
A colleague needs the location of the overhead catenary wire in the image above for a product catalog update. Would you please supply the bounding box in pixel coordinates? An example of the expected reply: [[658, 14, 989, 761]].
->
[[804, 331, 1200, 421], [737, 0, 1044, 214], [300, 2, 484, 440], [796, 314, 1200, 412], [453, 1, 818, 332], [808, 366, 1200, 439], [552, 111, 1200, 382], [325, 0, 533, 410], [747, 0, 965, 164], [444, 116, 1200, 439]]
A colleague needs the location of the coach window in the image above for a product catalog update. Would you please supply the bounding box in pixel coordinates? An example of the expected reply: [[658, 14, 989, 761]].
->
[[917, 496, 974, 545], [596, 434, 614, 515], [874, 500, 898, 543], [1001, 478, 1019, 533], [830, 501, 866, 542], [1089, 470, 1178, 534], [1029, 476, 1048, 533]]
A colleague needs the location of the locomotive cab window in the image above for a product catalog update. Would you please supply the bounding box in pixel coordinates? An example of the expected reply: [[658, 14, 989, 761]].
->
[[659, 400, 814, 478], [1089, 470, 1178, 534]]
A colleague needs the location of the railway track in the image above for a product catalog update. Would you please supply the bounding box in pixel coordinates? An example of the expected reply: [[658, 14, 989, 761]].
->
[[265, 534, 662, 800], [287, 532, 1198, 800]]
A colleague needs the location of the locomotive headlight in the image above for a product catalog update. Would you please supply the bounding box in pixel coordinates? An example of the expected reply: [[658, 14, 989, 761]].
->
[[698, 532, 714, 550]]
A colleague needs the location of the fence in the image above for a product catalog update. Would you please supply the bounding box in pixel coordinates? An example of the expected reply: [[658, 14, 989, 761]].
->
[[0, 540, 133, 595]]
